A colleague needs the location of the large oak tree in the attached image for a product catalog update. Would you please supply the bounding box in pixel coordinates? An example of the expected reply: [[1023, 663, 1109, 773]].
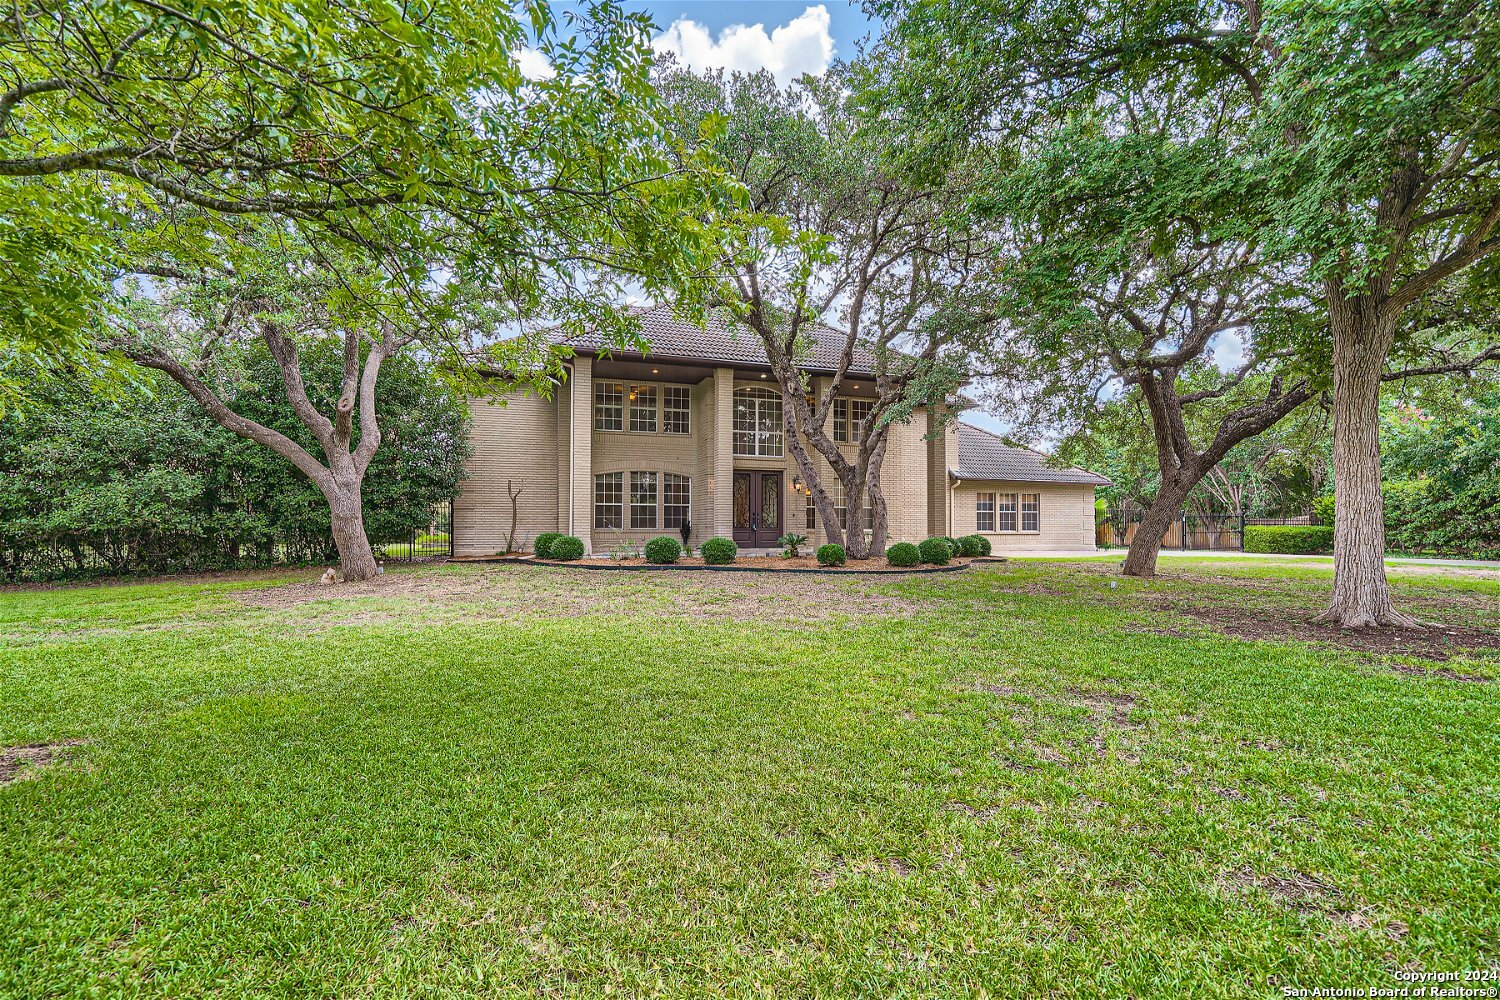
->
[[874, 0, 1500, 625]]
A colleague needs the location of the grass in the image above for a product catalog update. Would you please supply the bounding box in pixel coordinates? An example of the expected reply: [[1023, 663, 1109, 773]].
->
[[2, 558, 1498, 997]]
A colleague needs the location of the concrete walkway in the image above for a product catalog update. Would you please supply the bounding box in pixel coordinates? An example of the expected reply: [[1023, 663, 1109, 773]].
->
[[1018, 549, 1500, 570]]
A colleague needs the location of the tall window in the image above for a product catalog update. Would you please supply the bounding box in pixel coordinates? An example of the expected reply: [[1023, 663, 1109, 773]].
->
[[662, 386, 691, 434], [628, 385, 657, 432], [996, 492, 1017, 532], [594, 382, 623, 431], [976, 492, 996, 532], [663, 474, 691, 528], [833, 398, 874, 443], [1021, 493, 1040, 532], [630, 472, 658, 528], [594, 472, 623, 528], [733, 387, 783, 457]]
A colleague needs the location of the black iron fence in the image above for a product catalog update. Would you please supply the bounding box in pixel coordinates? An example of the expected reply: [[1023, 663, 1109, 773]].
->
[[374, 500, 454, 562], [1096, 510, 1313, 552]]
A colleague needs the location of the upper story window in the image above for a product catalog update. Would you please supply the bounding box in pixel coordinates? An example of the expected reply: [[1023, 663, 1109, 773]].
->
[[832, 397, 874, 443], [662, 386, 691, 434], [594, 383, 624, 431], [732, 387, 783, 457], [628, 385, 657, 432]]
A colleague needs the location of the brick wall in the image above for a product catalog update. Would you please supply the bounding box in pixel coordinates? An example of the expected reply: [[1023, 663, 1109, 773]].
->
[[949, 481, 1099, 552]]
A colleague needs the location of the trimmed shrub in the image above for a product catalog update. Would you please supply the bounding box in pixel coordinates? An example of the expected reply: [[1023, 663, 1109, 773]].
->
[[816, 542, 846, 567], [549, 535, 585, 561], [644, 536, 681, 564], [701, 536, 737, 565], [886, 542, 921, 567], [957, 534, 986, 557], [918, 537, 951, 564], [941, 536, 961, 556], [968, 534, 992, 556], [1243, 525, 1333, 555], [533, 532, 564, 559]]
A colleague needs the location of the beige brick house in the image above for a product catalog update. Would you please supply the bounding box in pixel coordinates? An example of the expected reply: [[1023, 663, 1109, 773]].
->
[[454, 306, 1108, 556]]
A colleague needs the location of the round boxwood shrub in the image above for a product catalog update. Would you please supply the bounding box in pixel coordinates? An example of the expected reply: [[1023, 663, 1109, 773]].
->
[[918, 537, 951, 565], [701, 536, 737, 565], [816, 542, 846, 567], [549, 535, 585, 561], [957, 534, 986, 557], [941, 536, 961, 556], [966, 533, 992, 556], [533, 532, 564, 559], [644, 536, 681, 564], [886, 541, 921, 567]]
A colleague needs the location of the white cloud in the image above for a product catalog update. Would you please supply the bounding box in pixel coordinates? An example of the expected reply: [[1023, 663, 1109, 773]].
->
[[1209, 329, 1247, 373], [514, 47, 555, 81], [652, 4, 834, 86]]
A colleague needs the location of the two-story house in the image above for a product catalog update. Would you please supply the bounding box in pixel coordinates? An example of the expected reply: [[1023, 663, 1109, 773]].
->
[[453, 306, 1108, 556]]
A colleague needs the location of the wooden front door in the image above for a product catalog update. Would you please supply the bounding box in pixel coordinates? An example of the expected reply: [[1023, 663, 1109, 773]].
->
[[732, 471, 783, 548]]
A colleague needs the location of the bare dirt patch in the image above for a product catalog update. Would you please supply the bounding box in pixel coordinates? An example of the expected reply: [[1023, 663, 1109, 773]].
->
[[1221, 866, 1343, 917], [1, 739, 85, 785], [233, 563, 929, 627], [1170, 603, 1500, 665]]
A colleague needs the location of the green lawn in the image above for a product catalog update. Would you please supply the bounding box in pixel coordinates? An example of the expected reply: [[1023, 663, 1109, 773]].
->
[[2, 558, 1498, 997]]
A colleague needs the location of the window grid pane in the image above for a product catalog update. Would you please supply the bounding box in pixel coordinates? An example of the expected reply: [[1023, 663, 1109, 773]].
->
[[833, 398, 848, 442], [663, 474, 690, 528], [594, 383, 623, 431], [848, 399, 873, 442], [1021, 494, 1040, 532], [997, 493, 1017, 532], [733, 388, 784, 457], [662, 387, 691, 434], [630, 472, 658, 529], [976, 492, 996, 533], [594, 472, 623, 528], [628, 385, 657, 432]]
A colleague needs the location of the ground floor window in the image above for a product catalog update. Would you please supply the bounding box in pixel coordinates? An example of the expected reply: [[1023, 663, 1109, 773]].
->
[[594, 472, 623, 529], [1021, 493, 1040, 532], [976, 492, 996, 532], [997, 493, 1017, 532], [663, 474, 690, 528], [630, 472, 658, 529]]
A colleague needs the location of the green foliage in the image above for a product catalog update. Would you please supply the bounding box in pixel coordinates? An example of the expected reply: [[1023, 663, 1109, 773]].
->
[[778, 532, 809, 558], [1311, 495, 1336, 527], [644, 536, 682, 564], [700, 537, 736, 565], [0, 349, 466, 580], [549, 536, 585, 561], [815, 543, 846, 567], [886, 541, 921, 567], [2, 0, 740, 406], [918, 537, 951, 565], [533, 533, 564, 560], [941, 537, 960, 556], [957, 535, 986, 557], [1243, 526, 1334, 555]]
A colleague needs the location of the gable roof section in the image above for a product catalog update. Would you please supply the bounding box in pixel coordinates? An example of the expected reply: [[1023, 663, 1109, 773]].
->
[[953, 422, 1111, 486], [551, 304, 885, 377]]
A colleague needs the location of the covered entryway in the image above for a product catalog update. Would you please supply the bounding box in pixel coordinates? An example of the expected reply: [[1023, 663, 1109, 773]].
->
[[732, 470, 784, 548]]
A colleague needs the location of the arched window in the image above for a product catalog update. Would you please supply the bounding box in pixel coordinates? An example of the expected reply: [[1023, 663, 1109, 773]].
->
[[732, 387, 783, 457]]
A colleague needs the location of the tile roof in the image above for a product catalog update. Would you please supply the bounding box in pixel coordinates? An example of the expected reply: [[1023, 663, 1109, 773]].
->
[[953, 422, 1112, 486], [551, 304, 885, 376]]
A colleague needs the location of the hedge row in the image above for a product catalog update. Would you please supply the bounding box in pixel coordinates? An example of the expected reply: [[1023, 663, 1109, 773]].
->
[[1243, 525, 1334, 555]]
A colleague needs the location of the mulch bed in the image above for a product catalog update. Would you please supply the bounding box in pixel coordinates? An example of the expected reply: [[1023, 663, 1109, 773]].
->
[[1171, 602, 1500, 667], [480, 554, 1000, 574]]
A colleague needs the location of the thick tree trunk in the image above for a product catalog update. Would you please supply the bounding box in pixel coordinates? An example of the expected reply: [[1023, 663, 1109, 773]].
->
[[1314, 307, 1419, 628], [1121, 480, 1191, 577], [324, 477, 378, 581]]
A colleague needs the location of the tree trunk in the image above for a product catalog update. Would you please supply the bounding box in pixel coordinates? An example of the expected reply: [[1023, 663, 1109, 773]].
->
[[324, 477, 378, 581], [1121, 480, 1190, 577], [1314, 307, 1419, 628]]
